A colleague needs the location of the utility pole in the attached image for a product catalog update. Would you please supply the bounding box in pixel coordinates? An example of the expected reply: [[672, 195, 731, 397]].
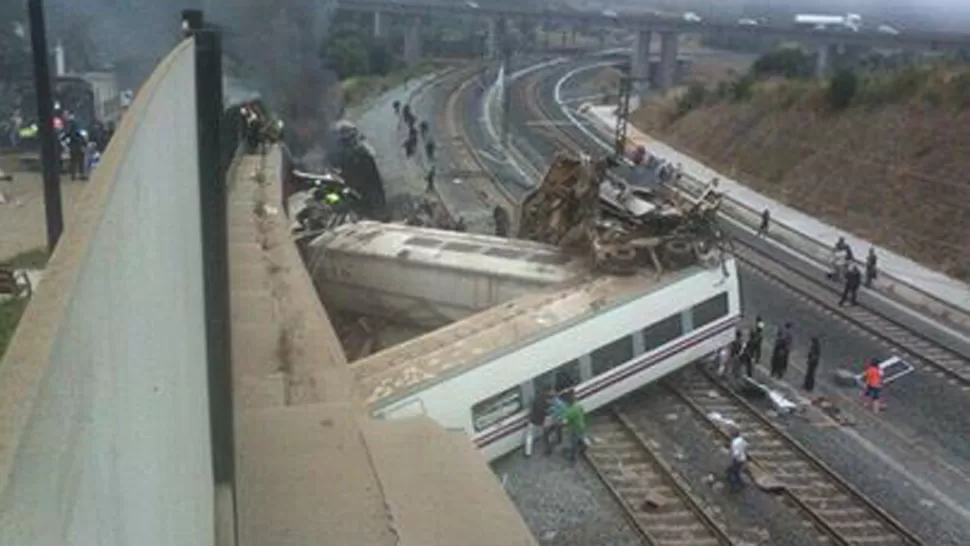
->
[[500, 18, 512, 149], [27, 0, 63, 253]]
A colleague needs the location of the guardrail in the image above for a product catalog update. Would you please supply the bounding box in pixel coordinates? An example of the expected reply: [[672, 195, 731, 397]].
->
[[0, 39, 219, 544]]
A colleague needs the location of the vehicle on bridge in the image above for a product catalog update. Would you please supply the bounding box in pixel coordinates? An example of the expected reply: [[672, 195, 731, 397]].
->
[[794, 13, 862, 32], [354, 254, 740, 461]]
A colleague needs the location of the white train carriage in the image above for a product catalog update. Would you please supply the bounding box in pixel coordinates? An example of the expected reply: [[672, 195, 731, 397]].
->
[[352, 258, 741, 461], [306, 221, 585, 327]]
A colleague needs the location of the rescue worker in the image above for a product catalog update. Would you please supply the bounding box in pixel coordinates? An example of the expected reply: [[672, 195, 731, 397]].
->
[[757, 208, 770, 237], [562, 391, 587, 463], [803, 337, 821, 392], [403, 133, 417, 158], [425, 165, 436, 192], [740, 329, 756, 377], [418, 120, 429, 139], [66, 121, 87, 181], [524, 392, 549, 457], [863, 359, 883, 412], [392, 100, 401, 116], [865, 247, 878, 288], [770, 336, 789, 379], [545, 390, 567, 455], [840, 264, 862, 306], [727, 427, 747, 492], [750, 316, 765, 364], [424, 137, 436, 161], [728, 330, 744, 377], [402, 104, 415, 128]]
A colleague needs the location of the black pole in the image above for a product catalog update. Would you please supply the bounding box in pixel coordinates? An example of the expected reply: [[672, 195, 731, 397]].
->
[[181, 9, 203, 37], [193, 27, 234, 489], [27, 0, 63, 253]]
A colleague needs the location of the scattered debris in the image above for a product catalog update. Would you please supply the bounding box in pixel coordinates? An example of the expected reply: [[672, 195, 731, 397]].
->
[[517, 152, 731, 274], [812, 396, 855, 426], [707, 412, 739, 430], [640, 490, 666, 510]]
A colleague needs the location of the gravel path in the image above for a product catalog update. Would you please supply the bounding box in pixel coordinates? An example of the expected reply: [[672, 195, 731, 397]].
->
[[492, 449, 643, 546]]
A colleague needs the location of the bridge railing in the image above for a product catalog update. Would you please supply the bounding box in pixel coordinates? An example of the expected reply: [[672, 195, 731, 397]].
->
[[0, 39, 220, 545]]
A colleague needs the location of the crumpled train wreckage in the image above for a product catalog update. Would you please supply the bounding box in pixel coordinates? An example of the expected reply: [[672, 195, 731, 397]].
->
[[517, 152, 730, 275]]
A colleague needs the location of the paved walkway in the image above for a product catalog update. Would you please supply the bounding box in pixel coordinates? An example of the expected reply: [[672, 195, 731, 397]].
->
[[585, 106, 970, 322], [0, 156, 86, 263]]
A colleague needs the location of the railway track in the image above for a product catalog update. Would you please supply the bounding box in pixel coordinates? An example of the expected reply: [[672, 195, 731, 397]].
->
[[586, 410, 734, 546], [515, 60, 970, 392], [441, 59, 938, 544], [670, 369, 923, 546]]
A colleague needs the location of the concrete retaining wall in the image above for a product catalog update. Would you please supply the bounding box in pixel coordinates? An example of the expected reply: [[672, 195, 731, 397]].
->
[[0, 40, 214, 545]]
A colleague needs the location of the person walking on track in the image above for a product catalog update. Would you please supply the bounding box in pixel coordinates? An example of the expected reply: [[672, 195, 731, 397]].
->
[[863, 360, 884, 413], [727, 427, 748, 492], [803, 337, 821, 392], [757, 208, 770, 237], [751, 316, 765, 364]]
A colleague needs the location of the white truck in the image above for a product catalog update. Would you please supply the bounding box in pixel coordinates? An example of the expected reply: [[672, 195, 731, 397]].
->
[[794, 13, 862, 32]]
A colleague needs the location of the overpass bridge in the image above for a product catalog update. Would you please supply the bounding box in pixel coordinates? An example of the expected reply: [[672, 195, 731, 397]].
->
[[0, 11, 536, 546], [340, 0, 970, 90]]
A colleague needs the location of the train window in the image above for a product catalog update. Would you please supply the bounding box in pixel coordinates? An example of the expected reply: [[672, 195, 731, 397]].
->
[[472, 386, 523, 432], [591, 335, 635, 376], [692, 293, 729, 329], [405, 236, 443, 248], [534, 360, 581, 395], [643, 314, 683, 351], [442, 242, 482, 253], [484, 247, 524, 259]]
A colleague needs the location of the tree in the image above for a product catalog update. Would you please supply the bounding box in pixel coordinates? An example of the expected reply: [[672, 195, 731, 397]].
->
[[751, 48, 812, 80], [676, 82, 707, 117], [828, 70, 858, 110]]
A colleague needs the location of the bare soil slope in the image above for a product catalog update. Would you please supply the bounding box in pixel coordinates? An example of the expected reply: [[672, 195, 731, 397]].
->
[[633, 90, 970, 280]]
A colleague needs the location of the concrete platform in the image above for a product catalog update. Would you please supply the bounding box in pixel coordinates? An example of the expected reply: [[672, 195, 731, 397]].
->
[[228, 146, 537, 546]]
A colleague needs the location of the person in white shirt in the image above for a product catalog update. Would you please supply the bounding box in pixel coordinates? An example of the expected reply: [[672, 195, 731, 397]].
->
[[727, 428, 747, 491]]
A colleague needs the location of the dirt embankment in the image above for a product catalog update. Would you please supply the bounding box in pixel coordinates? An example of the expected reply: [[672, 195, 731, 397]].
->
[[633, 88, 970, 281]]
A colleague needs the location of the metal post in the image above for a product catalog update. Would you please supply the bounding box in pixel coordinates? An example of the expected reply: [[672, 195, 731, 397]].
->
[[27, 0, 63, 253], [500, 19, 512, 148], [193, 26, 235, 490], [181, 9, 204, 37]]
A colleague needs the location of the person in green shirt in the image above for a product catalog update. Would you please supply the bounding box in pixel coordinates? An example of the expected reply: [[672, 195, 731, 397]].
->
[[561, 391, 587, 462]]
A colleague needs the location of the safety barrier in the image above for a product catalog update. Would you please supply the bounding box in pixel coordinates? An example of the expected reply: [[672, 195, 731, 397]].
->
[[0, 40, 217, 545]]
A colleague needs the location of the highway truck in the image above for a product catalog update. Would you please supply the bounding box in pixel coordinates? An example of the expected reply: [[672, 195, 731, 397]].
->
[[794, 13, 863, 32]]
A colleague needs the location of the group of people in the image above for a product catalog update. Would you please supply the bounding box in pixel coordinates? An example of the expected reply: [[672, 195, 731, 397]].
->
[[392, 100, 438, 192], [718, 316, 824, 392], [524, 388, 588, 462]]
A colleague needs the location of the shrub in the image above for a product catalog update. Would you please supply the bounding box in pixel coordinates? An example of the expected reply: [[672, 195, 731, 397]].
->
[[675, 82, 708, 117], [751, 48, 813, 80], [828, 70, 858, 110], [731, 75, 755, 102]]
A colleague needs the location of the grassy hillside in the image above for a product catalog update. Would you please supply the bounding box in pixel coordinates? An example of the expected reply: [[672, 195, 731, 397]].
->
[[633, 62, 970, 280]]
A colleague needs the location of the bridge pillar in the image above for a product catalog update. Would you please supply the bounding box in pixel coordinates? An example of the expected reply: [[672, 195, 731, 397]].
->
[[486, 17, 498, 59], [631, 29, 652, 102], [373, 12, 388, 40], [404, 17, 422, 66], [658, 32, 679, 93]]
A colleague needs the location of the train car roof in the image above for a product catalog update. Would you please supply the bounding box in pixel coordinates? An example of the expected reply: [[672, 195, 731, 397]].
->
[[310, 221, 585, 285], [353, 264, 712, 407]]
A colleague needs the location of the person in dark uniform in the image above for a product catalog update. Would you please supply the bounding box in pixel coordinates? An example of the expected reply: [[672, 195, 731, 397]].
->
[[865, 247, 878, 288], [424, 137, 435, 161], [750, 316, 765, 364], [770, 337, 789, 379], [740, 330, 756, 377], [840, 264, 862, 306], [803, 337, 821, 392], [66, 122, 87, 181], [757, 208, 770, 237]]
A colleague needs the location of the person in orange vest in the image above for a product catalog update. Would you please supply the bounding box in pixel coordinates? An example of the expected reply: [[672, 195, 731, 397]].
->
[[863, 360, 884, 412]]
